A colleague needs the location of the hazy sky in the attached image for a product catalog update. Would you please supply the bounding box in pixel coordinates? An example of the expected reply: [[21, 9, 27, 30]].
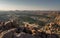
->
[[0, 0, 60, 11]]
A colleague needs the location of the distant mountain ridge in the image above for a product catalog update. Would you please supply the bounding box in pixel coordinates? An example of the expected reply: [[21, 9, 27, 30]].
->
[[0, 10, 60, 15]]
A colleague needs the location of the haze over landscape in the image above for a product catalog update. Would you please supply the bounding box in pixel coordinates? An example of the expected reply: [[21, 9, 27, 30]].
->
[[0, 0, 60, 11], [0, 0, 60, 38]]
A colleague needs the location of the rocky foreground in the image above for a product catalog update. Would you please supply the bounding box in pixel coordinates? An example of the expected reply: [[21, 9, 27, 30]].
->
[[0, 26, 59, 38], [0, 19, 60, 38]]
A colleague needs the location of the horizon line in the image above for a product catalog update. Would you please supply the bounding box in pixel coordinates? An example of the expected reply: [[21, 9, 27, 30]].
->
[[0, 9, 60, 11]]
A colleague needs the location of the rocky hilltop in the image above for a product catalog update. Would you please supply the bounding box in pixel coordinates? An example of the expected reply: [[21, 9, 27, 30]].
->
[[0, 11, 60, 38]]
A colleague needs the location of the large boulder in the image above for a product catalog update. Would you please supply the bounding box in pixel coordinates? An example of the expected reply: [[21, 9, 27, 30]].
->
[[2, 30, 35, 38], [47, 34, 59, 38], [2, 31, 16, 38], [18, 33, 35, 38]]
